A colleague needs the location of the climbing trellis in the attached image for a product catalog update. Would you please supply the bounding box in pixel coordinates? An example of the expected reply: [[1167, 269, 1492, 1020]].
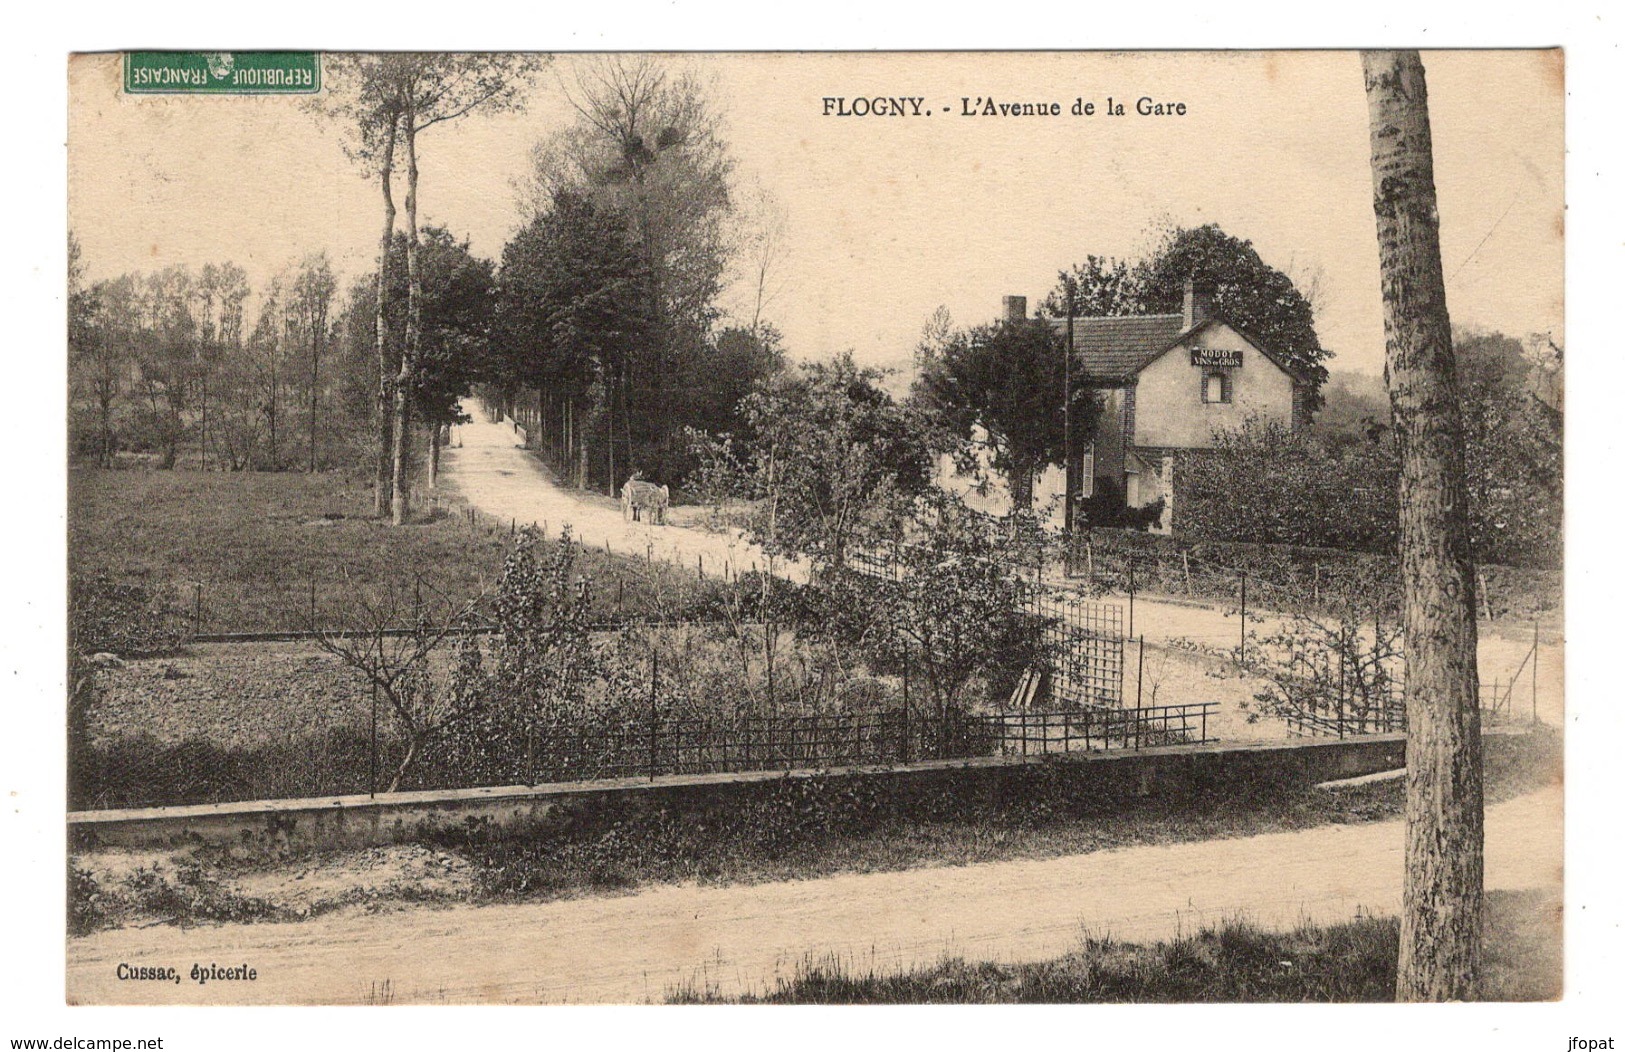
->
[[1022, 589, 1125, 707], [850, 542, 1126, 708]]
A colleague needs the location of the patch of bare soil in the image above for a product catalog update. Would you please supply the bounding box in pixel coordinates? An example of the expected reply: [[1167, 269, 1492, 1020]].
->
[[228, 844, 476, 917], [1132, 640, 1289, 743], [75, 843, 477, 928]]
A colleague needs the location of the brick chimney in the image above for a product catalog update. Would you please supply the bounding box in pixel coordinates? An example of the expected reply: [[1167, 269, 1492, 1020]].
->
[[1182, 277, 1214, 330], [1002, 295, 1027, 323]]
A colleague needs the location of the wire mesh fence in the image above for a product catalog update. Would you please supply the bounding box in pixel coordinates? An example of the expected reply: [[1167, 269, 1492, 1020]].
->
[[1061, 528, 1559, 625]]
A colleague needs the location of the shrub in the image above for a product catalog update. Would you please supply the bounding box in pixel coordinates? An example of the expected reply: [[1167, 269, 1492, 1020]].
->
[[1178, 416, 1399, 554], [68, 573, 191, 657]]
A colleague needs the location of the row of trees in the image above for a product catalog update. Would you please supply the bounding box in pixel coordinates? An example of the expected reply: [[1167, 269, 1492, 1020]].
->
[[322, 53, 548, 523], [68, 243, 343, 472], [484, 59, 788, 494]]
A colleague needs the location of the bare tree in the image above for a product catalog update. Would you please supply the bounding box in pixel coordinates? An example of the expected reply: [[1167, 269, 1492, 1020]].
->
[[310, 578, 486, 793], [738, 179, 789, 334], [193, 262, 250, 471], [1363, 49, 1484, 1002], [291, 253, 337, 472], [72, 275, 139, 468]]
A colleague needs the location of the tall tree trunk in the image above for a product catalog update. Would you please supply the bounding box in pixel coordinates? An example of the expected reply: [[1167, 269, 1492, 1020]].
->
[[199, 373, 208, 471], [1362, 49, 1484, 1002], [309, 328, 320, 473], [428, 424, 440, 490], [267, 355, 278, 471], [373, 118, 399, 517], [98, 391, 113, 469], [1010, 465, 1034, 511], [391, 103, 422, 527]]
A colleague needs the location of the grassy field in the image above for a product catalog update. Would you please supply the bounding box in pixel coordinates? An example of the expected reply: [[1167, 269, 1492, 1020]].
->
[[69, 468, 512, 633], [667, 888, 1560, 1003], [68, 467, 717, 634]]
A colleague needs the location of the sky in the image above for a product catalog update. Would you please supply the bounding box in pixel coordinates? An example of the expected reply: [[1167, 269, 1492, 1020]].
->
[[68, 50, 1564, 379]]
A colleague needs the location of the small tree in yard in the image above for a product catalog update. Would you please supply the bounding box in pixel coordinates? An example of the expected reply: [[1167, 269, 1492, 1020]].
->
[[912, 317, 1098, 511], [310, 577, 486, 793], [1241, 564, 1405, 735], [688, 352, 935, 570], [429, 528, 632, 784], [824, 495, 1052, 723]]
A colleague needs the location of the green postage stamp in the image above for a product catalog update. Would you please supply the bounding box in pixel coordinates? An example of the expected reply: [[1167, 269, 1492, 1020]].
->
[[123, 51, 320, 94]]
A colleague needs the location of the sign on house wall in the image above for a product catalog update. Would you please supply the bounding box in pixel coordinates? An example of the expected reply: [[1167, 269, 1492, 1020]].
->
[[1190, 348, 1244, 368]]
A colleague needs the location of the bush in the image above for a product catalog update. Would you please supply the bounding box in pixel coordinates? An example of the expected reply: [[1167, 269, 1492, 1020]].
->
[[1178, 416, 1399, 554], [68, 573, 190, 657]]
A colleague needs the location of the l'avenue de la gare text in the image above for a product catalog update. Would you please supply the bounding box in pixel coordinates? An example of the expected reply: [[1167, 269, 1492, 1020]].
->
[[821, 96, 1189, 118]]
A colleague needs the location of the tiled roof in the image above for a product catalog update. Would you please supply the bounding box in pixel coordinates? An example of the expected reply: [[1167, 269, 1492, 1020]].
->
[[1047, 314, 1188, 383]]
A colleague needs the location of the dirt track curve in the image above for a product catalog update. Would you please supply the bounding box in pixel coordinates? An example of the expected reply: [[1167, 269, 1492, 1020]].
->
[[440, 412, 807, 583]]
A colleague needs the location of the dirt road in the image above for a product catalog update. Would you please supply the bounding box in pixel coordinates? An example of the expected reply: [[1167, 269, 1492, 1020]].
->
[[441, 412, 807, 583], [440, 411, 1562, 725], [66, 784, 1560, 1004]]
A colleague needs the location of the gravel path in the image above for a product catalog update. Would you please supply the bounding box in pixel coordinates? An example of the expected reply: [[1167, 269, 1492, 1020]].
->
[[441, 412, 807, 583], [65, 784, 1560, 1004]]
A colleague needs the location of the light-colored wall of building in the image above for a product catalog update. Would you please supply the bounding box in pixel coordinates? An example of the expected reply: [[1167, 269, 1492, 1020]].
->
[[934, 432, 1068, 529], [1132, 323, 1296, 449], [1092, 387, 1128, 480]]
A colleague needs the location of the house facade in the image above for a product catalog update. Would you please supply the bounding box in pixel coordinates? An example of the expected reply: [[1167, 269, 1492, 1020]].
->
[[1003, 280, 1311, 530]]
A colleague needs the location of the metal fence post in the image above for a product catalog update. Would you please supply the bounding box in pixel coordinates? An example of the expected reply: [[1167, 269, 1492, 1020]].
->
[[1127, 557, 1136, 639], [193, 582, 202, 635], [1532, 619, 1540, 725], [1239, 571, 1248, 663], [648, 649, 659, 781], [1337, 630, 1347, 739], [1136, 636, 1145, 708], [525, 713, 534, 786], [901, 649, 911, 764], [369, 680, 378, 798]]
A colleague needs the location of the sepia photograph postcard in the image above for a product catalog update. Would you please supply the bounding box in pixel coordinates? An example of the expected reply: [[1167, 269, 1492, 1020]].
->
[[49, 41, 1575, 1022]]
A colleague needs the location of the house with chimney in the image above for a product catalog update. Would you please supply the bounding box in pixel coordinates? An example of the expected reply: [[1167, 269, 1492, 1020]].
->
[[995, 279, 1313, 531]]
